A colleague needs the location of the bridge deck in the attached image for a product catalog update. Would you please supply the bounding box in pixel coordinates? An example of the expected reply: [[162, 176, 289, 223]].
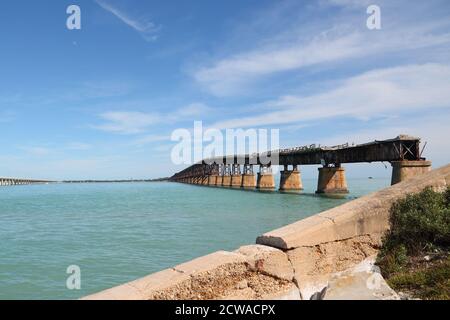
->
[[171, 135, 425, 179]]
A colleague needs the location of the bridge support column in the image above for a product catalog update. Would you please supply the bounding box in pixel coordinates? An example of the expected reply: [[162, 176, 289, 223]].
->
[[230, 164, 242, 188], [216, 175, 223, 186], [279, 165, 303, 192], [222, 164, 232, 187], [391, 160, 432, 185], [222, 175, 231, 187], [316, 165, 349, 194], [241, 165, 256, 189], [257, 165, 275, 191]]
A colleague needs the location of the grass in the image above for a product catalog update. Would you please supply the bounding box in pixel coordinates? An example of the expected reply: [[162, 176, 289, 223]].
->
[[376, 187, 450, 300], [387, 256, 450, 300]]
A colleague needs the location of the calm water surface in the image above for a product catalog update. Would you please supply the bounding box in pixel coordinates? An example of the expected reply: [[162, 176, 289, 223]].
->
[[0, 178, 389, 299]]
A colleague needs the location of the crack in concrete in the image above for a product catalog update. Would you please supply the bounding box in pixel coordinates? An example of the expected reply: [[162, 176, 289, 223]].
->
[[318, 215, 336, 224], [172, 267, 185, 274], [284, 250, 303, 300]]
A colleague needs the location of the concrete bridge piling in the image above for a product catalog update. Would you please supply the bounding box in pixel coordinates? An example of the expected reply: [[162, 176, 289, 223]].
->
[[170, 135, 433, 195], [241, 164, 256, 189], [279, 165, 303, 192], [230, 164, 243, 188], [316, 164, 349, 194], [222, 164, 232, 187], [257, 165, 275, 191], [391, 160, 432, 185]]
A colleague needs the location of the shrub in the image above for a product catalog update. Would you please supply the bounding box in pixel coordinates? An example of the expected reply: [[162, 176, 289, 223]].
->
[[386, 187, 450, 253]]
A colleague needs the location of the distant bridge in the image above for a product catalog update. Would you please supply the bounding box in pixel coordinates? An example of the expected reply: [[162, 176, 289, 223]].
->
[[170, 135, 432, 194], [0, 178, 53, 186]]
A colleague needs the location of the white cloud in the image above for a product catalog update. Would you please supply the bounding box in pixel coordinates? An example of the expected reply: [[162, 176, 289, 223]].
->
[[172, 103, 212, 118], [94, 111, 161, 134], [210, 63, 450, 129], [132, 134, 169, 146], [93, 102, 213, 135], [192, 3, 450, 96], [194, 33, 366, 95], [95, 0, 160, 41]]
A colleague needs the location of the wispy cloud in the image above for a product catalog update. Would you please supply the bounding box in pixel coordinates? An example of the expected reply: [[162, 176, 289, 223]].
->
[[194, 32, 365, 95], [95, 0, 160, 41], [132, 134, 169, 147], [210, 63, 450, 129], [169, 103, 212, 119], [93, 102, 212, 135], [93, 111, 162, 134], [192, 1, 450, 96]]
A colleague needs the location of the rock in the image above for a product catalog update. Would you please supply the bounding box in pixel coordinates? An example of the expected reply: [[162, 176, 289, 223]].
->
[[323, 257, 400, 300], [236, 280, 248, 290], [236, 245, 294, 281], [260, 283, 301, 300], [284, 236, 381, 300], [310, 286, 328, 300]]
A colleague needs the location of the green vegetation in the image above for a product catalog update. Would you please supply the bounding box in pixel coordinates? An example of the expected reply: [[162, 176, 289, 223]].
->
[[377, 187, 450, 300]]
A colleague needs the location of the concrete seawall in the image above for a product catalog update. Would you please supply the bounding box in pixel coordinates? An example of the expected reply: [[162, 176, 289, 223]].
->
[[83, 164, 450, 300]]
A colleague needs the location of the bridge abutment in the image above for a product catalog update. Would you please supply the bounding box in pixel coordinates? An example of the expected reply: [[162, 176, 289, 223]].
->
[[279, 165, 303, 192], [316, 165, 349, 194], [391, 160, 432, 185]]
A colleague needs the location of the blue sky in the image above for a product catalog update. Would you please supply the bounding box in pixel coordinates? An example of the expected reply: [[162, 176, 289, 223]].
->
[[1, 0, 450, 180]]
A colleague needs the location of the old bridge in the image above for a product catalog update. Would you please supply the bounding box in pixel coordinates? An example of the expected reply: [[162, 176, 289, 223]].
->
[[169, 135, 432, 193]]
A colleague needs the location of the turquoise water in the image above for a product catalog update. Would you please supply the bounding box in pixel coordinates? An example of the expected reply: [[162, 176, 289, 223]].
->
[[0, 178, 389, 300]]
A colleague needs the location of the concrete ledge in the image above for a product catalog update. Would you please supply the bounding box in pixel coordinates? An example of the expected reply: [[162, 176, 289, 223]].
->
[[83, 250, 298, 300], [82, 268, 190, 300]]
